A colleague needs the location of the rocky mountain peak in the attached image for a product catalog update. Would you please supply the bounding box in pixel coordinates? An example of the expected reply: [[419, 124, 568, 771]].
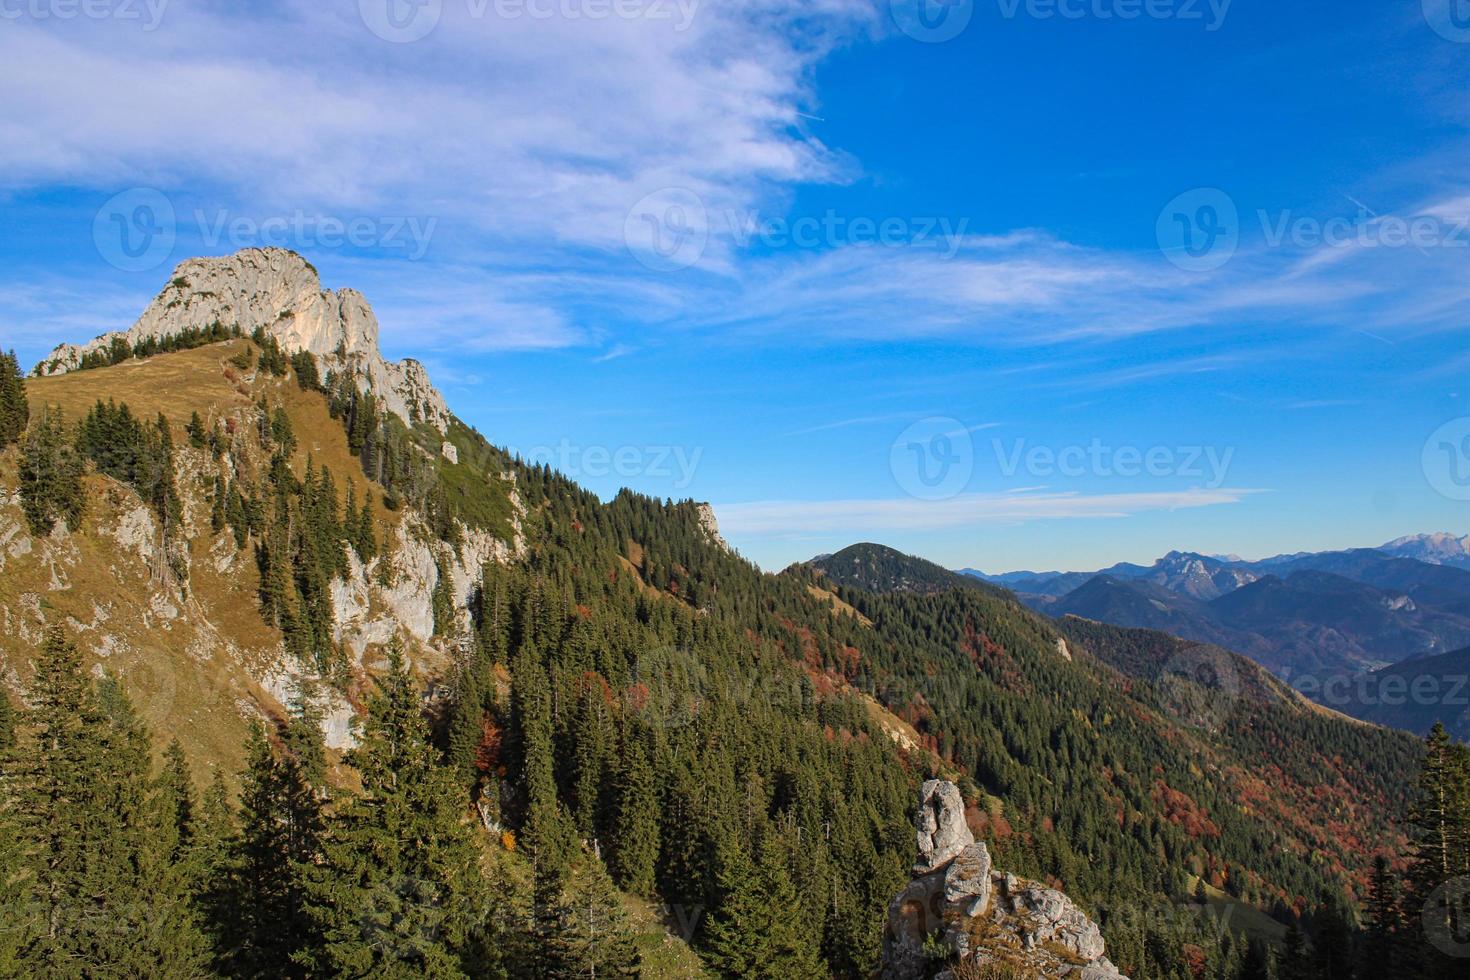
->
[[883, 780, 1128, 979], [1380, 531, 1470, 568], [36, 247, 449, 432]]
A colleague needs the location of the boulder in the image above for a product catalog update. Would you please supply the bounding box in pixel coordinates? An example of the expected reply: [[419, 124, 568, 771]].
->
[[915, 778, 974, 872], [882, 780, 1129, 980], [943, 841, 992, 915]]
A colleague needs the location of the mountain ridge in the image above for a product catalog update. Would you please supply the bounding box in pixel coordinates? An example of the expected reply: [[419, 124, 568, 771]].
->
[[37, 247, 451, 433]]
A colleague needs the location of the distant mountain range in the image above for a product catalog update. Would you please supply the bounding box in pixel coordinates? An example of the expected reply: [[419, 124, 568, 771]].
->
[[811, 540, 1470, 740], [955, 535, 1470, 738]]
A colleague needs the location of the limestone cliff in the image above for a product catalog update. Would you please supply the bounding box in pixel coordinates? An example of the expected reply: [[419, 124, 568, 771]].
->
[[36, 247, 449, 432], [883, 780, 1128, 980]]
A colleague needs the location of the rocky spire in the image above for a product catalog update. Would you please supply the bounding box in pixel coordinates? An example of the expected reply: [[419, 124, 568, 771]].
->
[[37, 247, 450, 432], [882, 779, 1128, 980]]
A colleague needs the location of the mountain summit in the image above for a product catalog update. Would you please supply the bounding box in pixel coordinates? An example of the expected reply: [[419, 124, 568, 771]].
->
[[37, 247, 449, 431]]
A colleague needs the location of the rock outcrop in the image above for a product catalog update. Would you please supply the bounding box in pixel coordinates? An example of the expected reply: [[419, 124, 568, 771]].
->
[[695, 502, 728, 551], [882, 780, 1128, 980], [37, 247, 450, 432]]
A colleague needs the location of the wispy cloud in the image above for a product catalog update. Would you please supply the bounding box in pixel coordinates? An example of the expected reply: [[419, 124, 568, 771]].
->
[[714, 487, 1266, 537]]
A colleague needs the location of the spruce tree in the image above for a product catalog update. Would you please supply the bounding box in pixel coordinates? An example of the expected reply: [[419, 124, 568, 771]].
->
[[186, 411, 207, 448], [300, 644, 495, 977], [10, 629, 209, 975], [704, 834, 826, 979], [1279, 921, 1310, 980], [511, 642, 573, 859], [222, 720, 308, 978], [532, 856, 641, 979], [0, 690, 14, 751], [18, 407, 85, 535], [354, 491, 378, 562], [608, 733, 659, 898], [160, 738, 197, 863], [0, 349, 28, 447], [1362, 855, 1405, 976]]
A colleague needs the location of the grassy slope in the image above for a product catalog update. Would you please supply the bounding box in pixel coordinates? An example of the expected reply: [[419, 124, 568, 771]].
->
[[4, 342, 714, 970], [1, 340, 408, 779]]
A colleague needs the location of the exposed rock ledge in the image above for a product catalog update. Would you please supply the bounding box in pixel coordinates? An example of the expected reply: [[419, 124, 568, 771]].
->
[[36, 247, 450, 432], [883, 780, 1128, 980]]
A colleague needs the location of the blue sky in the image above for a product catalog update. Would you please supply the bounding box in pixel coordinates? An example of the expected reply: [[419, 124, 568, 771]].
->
[[3, 0, 1470, 572]]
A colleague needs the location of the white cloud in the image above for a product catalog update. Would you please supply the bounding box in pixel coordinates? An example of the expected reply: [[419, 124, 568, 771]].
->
[[714, 487, 1265, 537]]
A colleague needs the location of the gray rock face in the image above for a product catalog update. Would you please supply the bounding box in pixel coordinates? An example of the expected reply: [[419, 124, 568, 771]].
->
[[695, 503, 727, 551], [915, 778, 974, 872], [943, 841, 992, 913], [997, 879, 1107, 963], [882, 780, 1128, 980], [37, 247, 450, 432]]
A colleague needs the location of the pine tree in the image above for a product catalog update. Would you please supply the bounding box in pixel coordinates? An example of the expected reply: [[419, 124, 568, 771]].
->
[[533, 856, 641, 979], [0, 349, 28, 447], [704, 834, 826, 979], [608, 733, 659, 898], [300, 645, 495, 977], [186, 411, 207, 448], [160, 738, 197, 863], [1361, 855, 1405, 976], [222, 720, 311, 978], [9, 628, 209, 975], [18, 407, 85, 535]]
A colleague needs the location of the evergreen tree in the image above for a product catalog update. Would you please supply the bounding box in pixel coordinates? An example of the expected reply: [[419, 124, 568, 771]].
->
[[446, 654, 489, 791], [608, 733, 659, 898], [221, 720, 316, 978], [0, 689, 14, 751], [511, 642, 573, 860], [355, 491, 378, 562], [1279, 921, 1310, 980], [0, 348, 28, 447], [300, 645, 495, 977], [284, 679, 328, 790], [704, 834, 826, 979], [1361, 855, 1405, 977], [1310, 898, 1355, 979], [186, 410, 208, 448], [18, 407, 85, 535], [160, 738, 197, 863], [532, 856, 640, 979], [433, 555, 457, 639], [1405, 723, 1470, 979], [8, 628, 209, 975]]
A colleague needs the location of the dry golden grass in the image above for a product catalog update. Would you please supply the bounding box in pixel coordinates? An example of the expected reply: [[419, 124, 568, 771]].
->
[[28, 340, 256, 427], [3, 342, 409, 781], [807, 583, 874, 626]]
